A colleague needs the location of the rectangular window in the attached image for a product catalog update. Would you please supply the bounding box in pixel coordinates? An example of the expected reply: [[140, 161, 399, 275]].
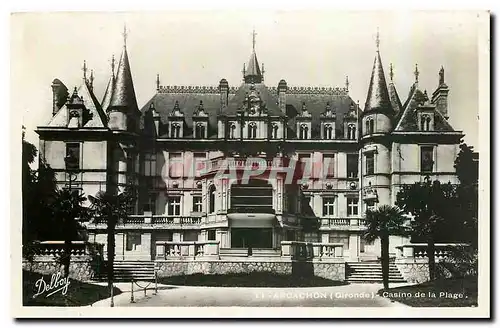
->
[[192, 195, 203, 212], [142, 193, 157, 214], [65, 143, 80, 170], [347, 198, 359, 216], [169, 152, 183, 177], [301, 196, 312, 215], [144, 153, 157, 176], [298, 153, 310, 176], [207, 229, 216, 241], [167, 196, 181, 216], [322, 197, 335, 216], [183, 231, 198, 242], [329, 232, 349, 250], [323, 153, 335, 177], [347, 154, 359, 178], [126, 233, 141, 251], [366, 153, 374, 175], [420, 146, 434, 172], [192, 152, 206, 177]]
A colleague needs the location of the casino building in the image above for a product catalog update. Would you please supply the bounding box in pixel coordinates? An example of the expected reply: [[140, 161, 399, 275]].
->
[[36, 29, 463, 263]]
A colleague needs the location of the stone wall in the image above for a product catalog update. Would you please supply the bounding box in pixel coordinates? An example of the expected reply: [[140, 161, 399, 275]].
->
[[22, 255, 102, 281], [156, 259, 346, 281], [396, 261, 458, 284]]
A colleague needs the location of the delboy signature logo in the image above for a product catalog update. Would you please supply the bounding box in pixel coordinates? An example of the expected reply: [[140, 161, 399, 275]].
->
[[33, 272, 71, 298]]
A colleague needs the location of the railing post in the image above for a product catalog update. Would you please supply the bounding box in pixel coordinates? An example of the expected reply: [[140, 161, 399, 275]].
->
[[130, 278, 135, 303], [154, 271, 158, 295]]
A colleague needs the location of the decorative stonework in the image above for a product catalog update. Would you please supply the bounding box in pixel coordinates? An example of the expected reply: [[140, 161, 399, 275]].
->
[[156, 260, 345, 281], [158, 85, 239, 94], [268, 86, 349, 96], [22, 255, 101, 281], [395, 262, 430, 284]]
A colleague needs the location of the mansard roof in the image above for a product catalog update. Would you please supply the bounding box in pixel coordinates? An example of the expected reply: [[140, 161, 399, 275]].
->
[[394, 83, 454, 132], [139, 84, 355, 138]]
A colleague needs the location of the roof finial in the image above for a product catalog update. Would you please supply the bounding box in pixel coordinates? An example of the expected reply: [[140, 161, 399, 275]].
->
[[242, 63, 246, 81], [439, 65, 445, 85], [111, 54, 115, 77], [389, 63, 394, 81], [376, 27, 380, 51], [89, 69, 94, 89], [414, 63, 420, 83], [261, 63, 265, 80], [252, 29, 257, 52], [82, 60, 87, 80], [122, 24, 128, 47], [156, 74, 160, 91], [345, 75, 349, 91]]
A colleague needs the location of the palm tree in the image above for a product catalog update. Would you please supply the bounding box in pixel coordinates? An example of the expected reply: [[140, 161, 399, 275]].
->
[[51, 188, 90, 277], [88, 188, 135, 306], [363, 205, 410, 289]]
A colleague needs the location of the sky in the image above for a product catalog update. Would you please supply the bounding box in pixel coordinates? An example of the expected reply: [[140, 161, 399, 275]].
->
[[11, 11, 482, 149]]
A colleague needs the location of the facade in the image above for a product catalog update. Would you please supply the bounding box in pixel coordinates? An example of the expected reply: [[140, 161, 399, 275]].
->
[[36, 31, 463, 262]]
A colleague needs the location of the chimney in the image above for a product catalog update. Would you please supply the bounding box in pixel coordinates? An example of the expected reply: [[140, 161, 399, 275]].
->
[[431, 66, 449, 120], [278, 79, 287, 114], [51, 79, 68, 116], [219, 78, 229, 110]]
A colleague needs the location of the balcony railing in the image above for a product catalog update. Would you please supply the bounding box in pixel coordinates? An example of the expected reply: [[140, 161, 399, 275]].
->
[[91, 215, 203, 227], [395, 243, 470, 263], [155, 241, 220, 259], [227, 207, 276, 215], [26, 241, 104, 257], [319, 217, 366, 227], [281, 241, 344, 261]]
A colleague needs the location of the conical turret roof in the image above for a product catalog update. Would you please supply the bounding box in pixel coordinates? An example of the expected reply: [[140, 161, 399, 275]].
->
[[244, 51, 262, 83], [109, 40, 138, 112], [363, 36, 393, 116]]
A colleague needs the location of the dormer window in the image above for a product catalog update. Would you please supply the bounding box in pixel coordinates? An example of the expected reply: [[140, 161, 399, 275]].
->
[[419, 113, 433, 131], [248, 122, 257, 139], [195, 123, 206, 139], [323, 124, 334, 140], [229, 123, 236, 139], [299, 124, 309, 140], [271, 123, 279, 139], [171, 123, 181, 138], [347, 124, 356, 140]]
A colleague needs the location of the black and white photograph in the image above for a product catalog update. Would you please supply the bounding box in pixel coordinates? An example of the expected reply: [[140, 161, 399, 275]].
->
[[10, 10, 489, 318]]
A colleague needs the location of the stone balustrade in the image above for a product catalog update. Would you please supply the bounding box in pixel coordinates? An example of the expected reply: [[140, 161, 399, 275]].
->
[[91, 214, 203, 227], [155, 241, 221, 260], [319, 217, 366, 227], [29, 241, 103, 257], [280, 241, 343, 261], [395, 243, 469, 263]]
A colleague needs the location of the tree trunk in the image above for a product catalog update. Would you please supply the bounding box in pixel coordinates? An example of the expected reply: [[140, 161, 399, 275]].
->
[[427, 237, 436, 281], [380, 234, 390, 289], [63, 239, 72, 278], [107, 223, 116, 296]]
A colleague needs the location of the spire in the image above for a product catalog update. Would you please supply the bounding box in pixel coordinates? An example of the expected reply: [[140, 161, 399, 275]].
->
[[414, 63, 420, 84], [244, 30, 263, 84], [389, 63, 394, 81], [122, 24, 128, 48], [109, 27, 138, 112], [102, 55, 116, 112], [376, 27, 380, 52], [345, 76, 350, 91], [156, 74, 160, 91], [82, 60, 87, 81], [439, 66, 445, 85], [363, 30, 393, 115], [89, 69, 94, 90]]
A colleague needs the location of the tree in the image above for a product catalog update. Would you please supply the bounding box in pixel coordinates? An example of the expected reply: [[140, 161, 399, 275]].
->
[[88, 188, 136, 305], [396, 178, 457, 281], [51, 188, 91, 277], [363, 205, 410, 289]]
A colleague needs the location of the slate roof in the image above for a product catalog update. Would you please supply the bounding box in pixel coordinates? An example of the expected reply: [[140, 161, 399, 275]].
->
[[45, 80, 107, 128], [394, 83, 454, 132], [363, 50, 394, 115], [109, 45, 138, 112], [140, 83, 355, 139]]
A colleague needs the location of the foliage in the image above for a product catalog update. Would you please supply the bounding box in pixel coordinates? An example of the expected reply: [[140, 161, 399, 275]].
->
[[88, 188, 136, 292], [363, 205, 410, 289]]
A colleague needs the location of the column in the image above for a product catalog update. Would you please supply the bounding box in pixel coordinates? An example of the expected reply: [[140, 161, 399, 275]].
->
[[141, 232, 152, 260]]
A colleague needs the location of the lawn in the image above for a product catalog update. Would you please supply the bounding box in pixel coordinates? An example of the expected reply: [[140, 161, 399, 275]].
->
[[23, 270, 122, 306], [379, 276, 478, 307], [158, 272, 347, 287]]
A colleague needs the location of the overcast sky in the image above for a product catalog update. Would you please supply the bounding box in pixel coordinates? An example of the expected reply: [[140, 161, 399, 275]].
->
[[12, 11, 481, 148]]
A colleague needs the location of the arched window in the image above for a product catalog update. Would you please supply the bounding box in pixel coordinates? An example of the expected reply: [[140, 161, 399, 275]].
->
[[230, 124, 236, 139], [365, 120, 370, 135], [348, 124, 356, 140], [425, 116, 431, 131], [195, 123, 205, 139], [299, 124, 309, 139], [209, 184, 216, 213], [171, 123, 181, 138], [271, 124, 279, 139], [369, 119, 375, 134], [420, 116, 426, 131], [324, 124, 333, 139], [248, 123, 257, 139]]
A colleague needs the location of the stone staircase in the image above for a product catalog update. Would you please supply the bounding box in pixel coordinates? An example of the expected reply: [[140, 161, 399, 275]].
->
[[94, 260, 156, 282], [346, 262, 406, 283]]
